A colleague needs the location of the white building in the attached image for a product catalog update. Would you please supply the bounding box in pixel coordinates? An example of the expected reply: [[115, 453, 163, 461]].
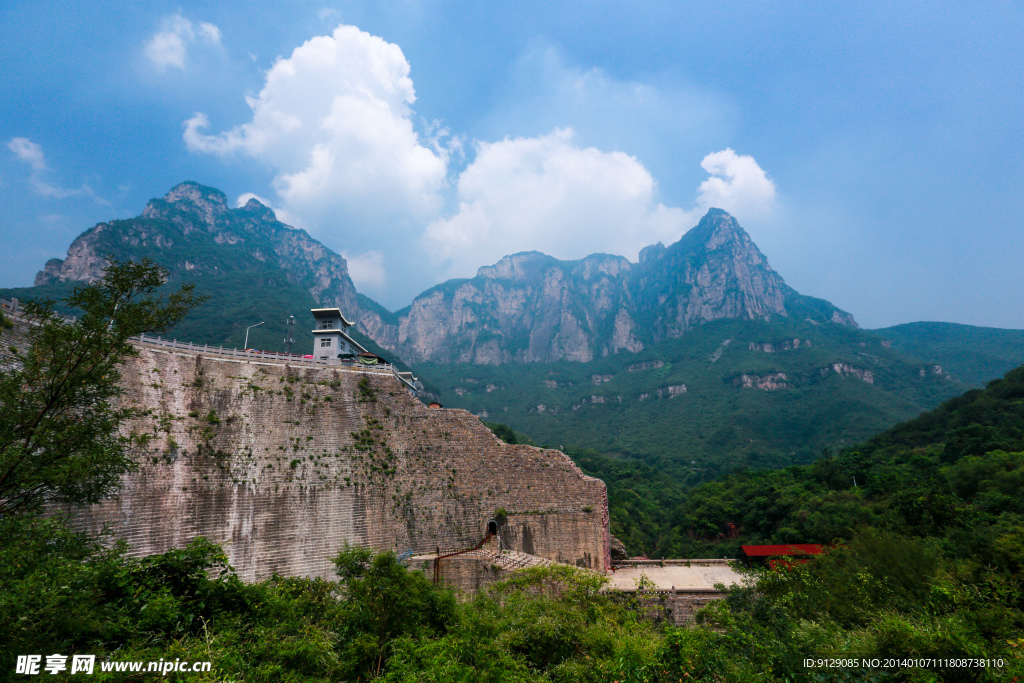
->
[[310, 308, 366, 361]]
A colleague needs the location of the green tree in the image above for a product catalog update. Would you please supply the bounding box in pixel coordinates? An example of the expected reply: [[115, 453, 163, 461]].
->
[[0, 258, 204, 517], [485, 422, 520, 445], [333, 546, 457, 679]]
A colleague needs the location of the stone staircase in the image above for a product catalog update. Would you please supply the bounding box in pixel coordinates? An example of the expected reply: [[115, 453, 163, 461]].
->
[[456, 548, 554, 571]]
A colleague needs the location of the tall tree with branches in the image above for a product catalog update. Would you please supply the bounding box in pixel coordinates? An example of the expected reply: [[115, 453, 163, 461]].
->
[[0, 258, 205, 517]]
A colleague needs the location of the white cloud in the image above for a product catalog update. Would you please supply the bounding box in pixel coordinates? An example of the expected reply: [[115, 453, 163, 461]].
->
[[7, 137, 97, 200], [424, 129, 691, 278], [696, 148, 776, 217], [423, 131, 776, 280], [343, 250, 387, 290], [185, 27, 776, 306], [477, 46, 738, 191], [184, 24, 447, 232], [9, 137, 46, 171], [145, 14, 221, 69], [197, 22, 221, 44]]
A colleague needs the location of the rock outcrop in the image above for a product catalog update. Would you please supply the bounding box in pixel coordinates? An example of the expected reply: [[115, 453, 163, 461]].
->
[[384, 252, 637, 365], [822, 363, 875, 384], [369, 209, 857, 364], [734, 373, 789, 390]]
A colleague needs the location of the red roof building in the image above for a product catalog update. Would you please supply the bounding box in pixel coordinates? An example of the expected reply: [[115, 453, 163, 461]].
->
[[740, 544, 824, 557], [741, 544, 825, 569]]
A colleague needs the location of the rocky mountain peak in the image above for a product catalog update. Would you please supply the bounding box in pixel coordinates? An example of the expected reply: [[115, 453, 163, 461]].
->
[[699, 208, 746, 250], [32, 181, 361, 321], [631, 208, 791, 336], [573, 253, 632, 280], [638, 242, 666, 264], [374, 208, 858, 364], [240, 197, 281, 224], [476, 252, 557, 281], [671, 207, 756, 256], [143, 181, 231, 227]]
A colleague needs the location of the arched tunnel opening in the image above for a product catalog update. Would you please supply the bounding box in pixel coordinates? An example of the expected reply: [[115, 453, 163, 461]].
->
[[487, 519, 498, 535]]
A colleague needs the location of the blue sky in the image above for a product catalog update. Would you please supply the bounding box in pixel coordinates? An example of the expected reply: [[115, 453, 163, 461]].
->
[[1, 1, 1021, 328]]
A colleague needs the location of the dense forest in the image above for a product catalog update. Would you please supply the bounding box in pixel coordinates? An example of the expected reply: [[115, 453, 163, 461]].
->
[[3, 272, 1023, 681], [562, 365, 1024, 563]]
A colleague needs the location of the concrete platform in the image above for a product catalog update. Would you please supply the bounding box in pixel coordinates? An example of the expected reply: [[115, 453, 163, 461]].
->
[[606, 560, 744, 592]]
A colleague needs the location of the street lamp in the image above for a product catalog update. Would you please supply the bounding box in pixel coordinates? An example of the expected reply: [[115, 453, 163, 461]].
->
[[244, 321, 264, 350]]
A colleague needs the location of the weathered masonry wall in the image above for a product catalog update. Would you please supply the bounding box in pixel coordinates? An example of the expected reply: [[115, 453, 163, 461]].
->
[[63, 344, 610, 582]]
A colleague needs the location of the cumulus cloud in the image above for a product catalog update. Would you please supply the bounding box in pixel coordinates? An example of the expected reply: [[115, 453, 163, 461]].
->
[[481, 45, 737, 179], [184, 24, 447, 231], [695, 148, 776, 217], [145, 14, 222, 69], [424, 129, 690, 278], [7, 137, 98, 200], [424, 131, 776, 280], [185, 26, 776, 306]]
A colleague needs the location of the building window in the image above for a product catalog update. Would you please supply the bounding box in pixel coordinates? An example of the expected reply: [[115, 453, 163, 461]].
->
[[319, 321, 334, 329], [320, 339, 331, 347]]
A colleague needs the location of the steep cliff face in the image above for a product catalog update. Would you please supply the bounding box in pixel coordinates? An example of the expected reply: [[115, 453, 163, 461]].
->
[[629, 209, 791, 338], [34, 182, 362, 319], [381, 209, 856, 364], [385, 252, 638, 365]]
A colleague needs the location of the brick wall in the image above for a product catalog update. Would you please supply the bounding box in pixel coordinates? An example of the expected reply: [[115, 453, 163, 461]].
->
[[54, 343, 610, 581]]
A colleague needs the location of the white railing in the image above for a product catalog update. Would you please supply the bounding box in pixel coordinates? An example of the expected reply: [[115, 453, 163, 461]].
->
[[1, 300, 416, 390], [133, 333, 416, 390]]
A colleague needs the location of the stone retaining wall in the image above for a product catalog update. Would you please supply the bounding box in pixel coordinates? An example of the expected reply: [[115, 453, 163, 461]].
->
[[53, 343, 610, 581]]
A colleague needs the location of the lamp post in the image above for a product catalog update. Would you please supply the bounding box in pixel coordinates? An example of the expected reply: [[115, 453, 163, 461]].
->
[[244, 321, 264, 350], [284, 315, 295, 354]]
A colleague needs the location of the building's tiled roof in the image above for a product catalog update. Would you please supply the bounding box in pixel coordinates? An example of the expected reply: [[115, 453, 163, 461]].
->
[[740, 544, 824, 557]]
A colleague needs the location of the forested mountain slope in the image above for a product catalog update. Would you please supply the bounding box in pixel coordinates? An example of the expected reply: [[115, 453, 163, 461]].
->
[[649, 364, 1024, 560], [0, 182, 392, 358], [427, 314, 970, 473], [871, 321, 1024, 387]]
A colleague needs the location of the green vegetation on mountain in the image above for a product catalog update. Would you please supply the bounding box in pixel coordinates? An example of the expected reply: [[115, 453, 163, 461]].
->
[[565, 446, 687, 557], [579, 362, 1024, 563], [10, 181, 1021, 483], [376, 210, 858, 366], [2, 181, 406, 361], [871, 321, 1024, 387], [421, 316, 969, 477]]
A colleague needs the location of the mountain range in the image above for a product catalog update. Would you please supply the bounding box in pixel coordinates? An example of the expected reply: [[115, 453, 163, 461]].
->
[[5, 181, 1023, 473], [351, 208, 857, 365]]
